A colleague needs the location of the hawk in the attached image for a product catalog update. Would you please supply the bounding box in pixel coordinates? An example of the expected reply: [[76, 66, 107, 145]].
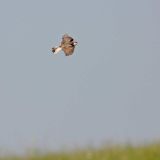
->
[[52, 34, 78, 56]]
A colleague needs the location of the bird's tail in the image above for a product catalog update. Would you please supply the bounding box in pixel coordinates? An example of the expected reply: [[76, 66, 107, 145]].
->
[[52, 46, 62, 55]]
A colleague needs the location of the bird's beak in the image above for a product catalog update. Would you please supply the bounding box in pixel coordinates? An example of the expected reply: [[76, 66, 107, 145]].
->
[[74, 42, 78, 45]]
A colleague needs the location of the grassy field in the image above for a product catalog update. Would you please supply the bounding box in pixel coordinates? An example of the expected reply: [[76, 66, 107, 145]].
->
[[1, 143, 160, 160]]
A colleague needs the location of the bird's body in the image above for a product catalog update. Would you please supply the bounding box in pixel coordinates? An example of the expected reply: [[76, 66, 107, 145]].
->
[[52, 34, 77, 56]]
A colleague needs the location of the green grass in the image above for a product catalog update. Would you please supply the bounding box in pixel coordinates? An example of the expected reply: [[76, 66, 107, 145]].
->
[[1, 143, 160, 160]]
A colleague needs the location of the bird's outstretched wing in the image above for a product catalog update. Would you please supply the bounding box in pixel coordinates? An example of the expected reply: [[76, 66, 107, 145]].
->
[[61, 34, 74, 45], [62, 44, 75, 56]]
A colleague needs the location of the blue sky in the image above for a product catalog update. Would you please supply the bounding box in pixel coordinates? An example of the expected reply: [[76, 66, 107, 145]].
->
[[0, 0, 160, 154]]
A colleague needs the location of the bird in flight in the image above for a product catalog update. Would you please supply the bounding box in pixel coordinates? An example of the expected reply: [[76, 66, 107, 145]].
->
[[52, 34, 78, 56]]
